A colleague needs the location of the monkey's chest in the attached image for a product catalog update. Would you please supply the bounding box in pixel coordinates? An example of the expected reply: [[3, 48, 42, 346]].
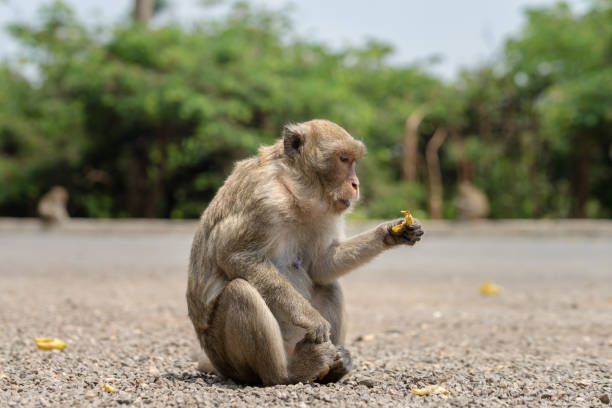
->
[[268, 238, 320, 355], [271, 251, 313, 355], [269, 240, 313, 298], [275, 254, 313, 301]]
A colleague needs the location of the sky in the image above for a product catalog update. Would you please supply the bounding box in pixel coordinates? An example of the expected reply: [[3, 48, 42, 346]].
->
[[0, 0, 588, 80]]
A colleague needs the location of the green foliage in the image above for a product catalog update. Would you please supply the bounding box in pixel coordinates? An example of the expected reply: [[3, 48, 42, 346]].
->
[[0, 0, 610, 219]]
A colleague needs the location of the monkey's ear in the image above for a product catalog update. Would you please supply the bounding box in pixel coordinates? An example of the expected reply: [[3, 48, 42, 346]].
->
[[282, 124, 305, 158]]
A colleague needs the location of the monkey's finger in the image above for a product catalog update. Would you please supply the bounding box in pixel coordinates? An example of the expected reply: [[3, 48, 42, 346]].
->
[[401, 233, 421, 245], [313, 331, 329, 343], [304, 328, 329, 344], [401, 228, 423, 239], [388, 218, 407, 235], [320, 327, 331, 343], [406, 219, 422, 229], [304, 329, 316, 342], [405, 225, 424, 236]]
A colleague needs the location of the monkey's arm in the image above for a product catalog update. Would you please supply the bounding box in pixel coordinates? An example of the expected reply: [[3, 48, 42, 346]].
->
[[310, 219, 424, 284], [213, 218, 331, 343]]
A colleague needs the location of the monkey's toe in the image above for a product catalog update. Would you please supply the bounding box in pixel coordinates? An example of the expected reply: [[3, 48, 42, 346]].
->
[[317, 345, 352, 384]]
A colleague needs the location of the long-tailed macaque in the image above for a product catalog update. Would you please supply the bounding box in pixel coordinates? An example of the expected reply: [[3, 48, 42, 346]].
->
[[37, 186, 69, 226], [187, 120, 424, 385]]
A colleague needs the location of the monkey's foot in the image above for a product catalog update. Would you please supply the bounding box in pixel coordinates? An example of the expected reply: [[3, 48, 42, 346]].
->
[[317, 345, 352, 384]]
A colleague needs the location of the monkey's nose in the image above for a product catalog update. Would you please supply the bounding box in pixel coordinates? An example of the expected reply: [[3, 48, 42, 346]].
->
[[349, 176, 360, 195]]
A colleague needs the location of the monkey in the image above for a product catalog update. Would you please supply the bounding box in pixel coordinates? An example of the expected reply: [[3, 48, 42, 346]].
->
[[455, 181, 489, 220], [186, 119, 424, 386], [37, 186, 69, 226]]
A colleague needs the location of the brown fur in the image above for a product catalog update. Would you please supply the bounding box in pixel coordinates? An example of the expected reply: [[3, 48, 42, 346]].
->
[[186, 119, 423, 385], [37, 186, 69, 226]]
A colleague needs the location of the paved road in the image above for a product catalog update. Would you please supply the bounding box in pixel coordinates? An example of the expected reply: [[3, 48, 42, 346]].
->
[[1, 225, 610, 407]]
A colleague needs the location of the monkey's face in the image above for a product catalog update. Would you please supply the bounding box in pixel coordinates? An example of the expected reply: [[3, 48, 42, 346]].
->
[[330, 151, 361, 213], [282, 120, 366, 214]]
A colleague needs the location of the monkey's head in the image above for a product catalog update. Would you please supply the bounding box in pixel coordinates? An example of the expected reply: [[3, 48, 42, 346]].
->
[[281, 119, 366, 214], [48, 186, 69, 204]]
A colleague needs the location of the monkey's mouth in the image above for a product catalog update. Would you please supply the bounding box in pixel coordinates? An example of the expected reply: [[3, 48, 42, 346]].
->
[[337, 198, 351, 209]]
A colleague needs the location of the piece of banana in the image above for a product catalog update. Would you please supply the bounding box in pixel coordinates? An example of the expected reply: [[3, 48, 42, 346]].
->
[[392, 210, 415, 233], [411, 384, 449, 396], [317, 367, 330, 380], [35, 338, 67, 351], [102, 383, 118, 393], [479, 281, 501, 295]]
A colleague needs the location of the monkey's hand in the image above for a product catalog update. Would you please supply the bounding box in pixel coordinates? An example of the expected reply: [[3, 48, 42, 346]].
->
[[381, 218, 424, 246], [297, 311, 331, 344]]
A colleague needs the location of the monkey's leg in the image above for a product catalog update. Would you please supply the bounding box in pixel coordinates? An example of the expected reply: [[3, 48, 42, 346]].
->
[[312, 281, 346, 344], [202, 279, 289, 385], [310, 281, 353, 383], [203, 279, 339, 385]]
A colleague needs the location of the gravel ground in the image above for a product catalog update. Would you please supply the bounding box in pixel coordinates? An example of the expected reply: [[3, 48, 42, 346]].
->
[[0, 223, 610, 407]]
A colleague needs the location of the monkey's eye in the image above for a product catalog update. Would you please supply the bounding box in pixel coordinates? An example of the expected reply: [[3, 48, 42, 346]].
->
[[339, 154, 350, 163]]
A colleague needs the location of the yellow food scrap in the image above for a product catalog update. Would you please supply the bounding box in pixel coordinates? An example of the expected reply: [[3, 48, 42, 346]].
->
[[411, 385, 450, 396], [35, 338, 67, 351], [479, 281, 501, 296], [318, 367, 330, 380], [392, 210, 415, 233], [102, 383, 117, 393], [488, 364, 510, 371]]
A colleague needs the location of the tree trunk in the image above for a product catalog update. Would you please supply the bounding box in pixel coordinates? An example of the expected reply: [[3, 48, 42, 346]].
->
[[572, 143, 590, 218], [453, 134, 473, 184], [147, 125, 169, 218], [126, 142, 149, 217], [402, 109, 425, 182], [426, 127, 448, 219], [134, 0, 154, 24]]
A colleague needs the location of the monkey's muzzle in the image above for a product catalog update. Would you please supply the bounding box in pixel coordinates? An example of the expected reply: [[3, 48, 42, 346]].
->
[[337, 198, 351, 209]]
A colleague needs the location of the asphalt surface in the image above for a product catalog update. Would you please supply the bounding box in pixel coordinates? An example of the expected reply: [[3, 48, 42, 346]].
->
[[0, 222, 610, 407]]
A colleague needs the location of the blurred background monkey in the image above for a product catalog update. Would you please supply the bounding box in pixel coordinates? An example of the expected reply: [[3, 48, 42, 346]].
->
[[37, 186, 69, 226], [187, 119, 424, 385]]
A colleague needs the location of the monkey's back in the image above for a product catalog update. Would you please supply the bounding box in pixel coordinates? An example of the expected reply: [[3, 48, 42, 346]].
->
[[186, 154, 285, 331]]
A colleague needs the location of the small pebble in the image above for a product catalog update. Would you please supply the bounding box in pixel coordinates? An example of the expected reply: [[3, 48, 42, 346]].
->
[[357, 379, 375, 388]]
